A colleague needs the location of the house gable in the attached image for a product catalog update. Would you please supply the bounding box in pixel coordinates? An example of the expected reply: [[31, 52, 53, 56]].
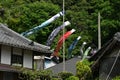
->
[[0, 23, 52, 54], [89, 32, 120, 79], [0, 23, 53, 70]]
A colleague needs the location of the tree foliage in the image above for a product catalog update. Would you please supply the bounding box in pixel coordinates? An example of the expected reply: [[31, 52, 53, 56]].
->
[[58, 71, 73, 80], [19, 68, 53, 80], [0, 0, 61, 43], [0, 0, 120, 57], [66, 76, 79, 80], [76, 60, 92, 80]]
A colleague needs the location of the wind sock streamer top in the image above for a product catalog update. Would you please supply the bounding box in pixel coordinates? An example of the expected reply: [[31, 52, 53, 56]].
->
[[68, 36, 81, 58], [21, 11, 64, 37], [80, 42, 87, 56], [46, 21, 70, 46], [52, 29, 76, 57], [81, 47, 91, 61]]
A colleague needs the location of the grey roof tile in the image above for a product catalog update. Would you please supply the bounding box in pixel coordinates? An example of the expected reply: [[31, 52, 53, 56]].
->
[[47, 57, 81, 74], [0, 23, 53, 54], [89, 32, 120, 61]]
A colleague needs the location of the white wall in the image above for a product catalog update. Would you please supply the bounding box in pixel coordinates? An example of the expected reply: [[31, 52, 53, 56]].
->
[[34, 56, 45, 70], [13, 47, 22, 55], [23, 50, 33, 69], [1, 45, 33, 69], [1, 45, 11, 65]]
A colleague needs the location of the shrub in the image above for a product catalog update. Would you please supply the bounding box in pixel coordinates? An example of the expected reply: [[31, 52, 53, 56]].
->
[[18, 68, 52, 80], [37, 69, 52, 80], [18, 68, 38, 80], [76, 60, 92, 80], [51, 78, 61, 80], [66, 76, 79, 80], [112, 76, 120, 80], [58, 71, 73, 80]]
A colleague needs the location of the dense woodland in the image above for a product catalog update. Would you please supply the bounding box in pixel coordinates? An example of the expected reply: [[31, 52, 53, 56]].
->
[[0, 0, 120, 57]]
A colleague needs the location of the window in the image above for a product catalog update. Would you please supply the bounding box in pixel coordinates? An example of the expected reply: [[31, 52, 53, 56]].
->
[[11, 54, 23, 66], [12, 54, 23, 66], [11, 48, 23, 67]]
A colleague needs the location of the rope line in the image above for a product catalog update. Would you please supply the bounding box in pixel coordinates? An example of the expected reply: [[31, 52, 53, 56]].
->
[[106, 49, 120, 80], [91, 39, 116, 69]]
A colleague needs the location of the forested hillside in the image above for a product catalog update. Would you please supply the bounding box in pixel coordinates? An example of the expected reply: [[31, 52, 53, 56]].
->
[[0, 0, 120, 57]]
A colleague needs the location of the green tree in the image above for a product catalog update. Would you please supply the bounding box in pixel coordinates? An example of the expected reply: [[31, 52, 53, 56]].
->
[[1, 0, 120, 58], [88, 0, 120, 45], [0, 0, 61, 43]]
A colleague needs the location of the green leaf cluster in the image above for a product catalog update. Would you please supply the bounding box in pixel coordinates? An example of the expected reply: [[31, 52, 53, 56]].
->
[[19, 68, 53, 80], [76, 60, 93, 80], [66, 76, 79, 80], [58, 71, 73, 80]]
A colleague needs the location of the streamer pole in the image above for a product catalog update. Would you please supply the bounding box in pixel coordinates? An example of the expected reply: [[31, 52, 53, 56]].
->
[[63, 0, 65, 71], [98, 12, 101, 49]]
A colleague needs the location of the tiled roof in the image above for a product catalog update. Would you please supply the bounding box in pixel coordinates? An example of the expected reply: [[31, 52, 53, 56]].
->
[[0, 23, 52, 54], [89, 32, 120, 76], [47, 56, 81, 74], [89, 32, 120, 61]]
